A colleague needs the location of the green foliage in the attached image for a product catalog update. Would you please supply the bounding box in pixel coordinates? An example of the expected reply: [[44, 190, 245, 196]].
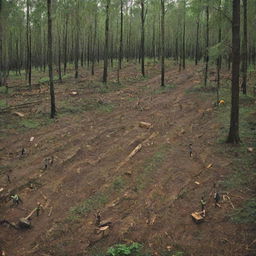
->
[[112, 176, 125, 191], [107, 243, 143, 256], [69, 193, 108, 218], [231, 199, 256, 224], [136, 146, 168, 191], [0, 99, 6, 108], [153, 84, 176, 95], [20, 119, 40, 129]]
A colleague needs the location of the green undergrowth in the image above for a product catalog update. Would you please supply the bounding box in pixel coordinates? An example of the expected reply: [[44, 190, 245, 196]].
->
[[0, 112, 54, 135], [38, 74, 72, 84], [215, 87, 256, 224], [59, 99, 114, 115], [68, 193, 108, 222], [135, 145, 169, 191], [0, 99, 6, 108], [153, 84, 176, 95]]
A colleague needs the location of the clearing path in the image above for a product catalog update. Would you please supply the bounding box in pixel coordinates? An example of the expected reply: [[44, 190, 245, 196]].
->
[[0, 63, 253, 256]]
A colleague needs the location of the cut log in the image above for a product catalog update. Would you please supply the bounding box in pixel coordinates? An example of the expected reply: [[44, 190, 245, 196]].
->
[[13, 111, 25, 117], [18, 218, 31, 229], [139, 122, 152, 129], [191, 212, 204, 223]]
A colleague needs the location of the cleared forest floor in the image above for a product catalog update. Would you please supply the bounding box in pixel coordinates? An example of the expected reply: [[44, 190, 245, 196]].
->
[[0, 61, 255, 256]]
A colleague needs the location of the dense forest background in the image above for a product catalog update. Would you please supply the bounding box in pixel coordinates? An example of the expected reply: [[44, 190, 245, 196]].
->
[[1, 0, 256, 84]]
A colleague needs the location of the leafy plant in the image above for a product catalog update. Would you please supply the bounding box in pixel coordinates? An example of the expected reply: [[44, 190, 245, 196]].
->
[[107, 243, 143, 256]]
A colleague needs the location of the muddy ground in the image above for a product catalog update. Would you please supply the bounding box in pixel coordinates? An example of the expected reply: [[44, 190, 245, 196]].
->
[[0, 62, 255, 256]]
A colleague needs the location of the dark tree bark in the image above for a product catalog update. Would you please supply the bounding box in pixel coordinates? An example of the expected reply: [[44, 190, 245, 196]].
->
[[216, 0, 222, 104], [47, 0, 56, 118], [91, 13, 97, 76], [0, 0, 3, 86], [204, 0, 209, 87], [63, 15, 68, 75], [117, 0, 123, 84], [74, 0, 79, 79], [26, 0, 32, 89], [195, 18, 200, 65], [160, 0, 165, 87], [182, 0, 186, 69], [227, 0, 240, 143], [241, 0, 247, 95], [58, 28, 62, 82], [140, 0, 145, 77], [103, 0, 110, 84]]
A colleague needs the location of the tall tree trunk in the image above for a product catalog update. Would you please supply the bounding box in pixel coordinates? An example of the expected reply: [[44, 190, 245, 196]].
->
[[117, 0, 123, 84], [64, 15, 68, 75], [227, 0, 240, 143], [241, 0, 247, 95], [160, 0, 165, 87], [182, 0, 186, 69], [103, 0, 110, 84], [74, 0, 79, 79], [47, 0, 56, 118], [0, 0, 3, 86], [140, 0, 145, 77], [195, 19, 200, 65], [204, 1, 209, 87], [58, 28, 62, 82], [91, 13, 97, 76], [216, 0, 222, 104], [26, 0, 32, 89]]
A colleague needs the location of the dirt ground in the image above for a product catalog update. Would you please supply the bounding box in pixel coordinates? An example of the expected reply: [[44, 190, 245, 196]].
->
[[0, 62, 255, 256]]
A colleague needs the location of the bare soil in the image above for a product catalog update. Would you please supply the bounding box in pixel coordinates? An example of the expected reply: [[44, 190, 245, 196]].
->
[[0, 62, 255, 256]]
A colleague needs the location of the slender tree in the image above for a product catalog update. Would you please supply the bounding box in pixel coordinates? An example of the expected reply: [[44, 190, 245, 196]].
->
[[140, 0, 146, 77], [103, 0, 110, 84], [160, 0, 165, 87], [204, 0, 209, 87], [182, 0, 186, 69], [241, 0, 247, 95], [227, 0, 240, 143], [74, 0, 79, 79], [0, 0, 3, 86], [47, 0, 56, 118], [216, 0, 222, 104], [117, 0, 123, 84], [26, 0, 32, 89]]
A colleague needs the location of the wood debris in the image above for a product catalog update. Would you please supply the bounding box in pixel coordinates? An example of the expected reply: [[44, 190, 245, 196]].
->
[[206, 163, 213, 169], [139, 121, 152, 129], [247, 147, 254, 153], [115, 132, 157, 172], [13, 111, 25, 117], [195, 181, 200, 185]]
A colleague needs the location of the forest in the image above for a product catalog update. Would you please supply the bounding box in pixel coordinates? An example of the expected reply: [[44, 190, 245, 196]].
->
[[0, 0, 256, 255]]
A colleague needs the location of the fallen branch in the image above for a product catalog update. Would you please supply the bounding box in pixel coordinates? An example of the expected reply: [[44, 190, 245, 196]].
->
[[115, 132, 157, 172], [48, 207, 53, 217]]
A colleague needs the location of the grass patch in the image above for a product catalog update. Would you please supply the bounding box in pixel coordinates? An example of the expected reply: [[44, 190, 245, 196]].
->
[[214, 86, 256, 223], [0, 99, 6, 108], [20, 119, 40, 129], [231, 199, 256, 224], [68, 193, 108, 220], [136, 146, 168, 191], [112, 176, 125, 191], [153, 84, 176, 95], [185, 83, 217, 94], [59, 100, 114, 115]]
